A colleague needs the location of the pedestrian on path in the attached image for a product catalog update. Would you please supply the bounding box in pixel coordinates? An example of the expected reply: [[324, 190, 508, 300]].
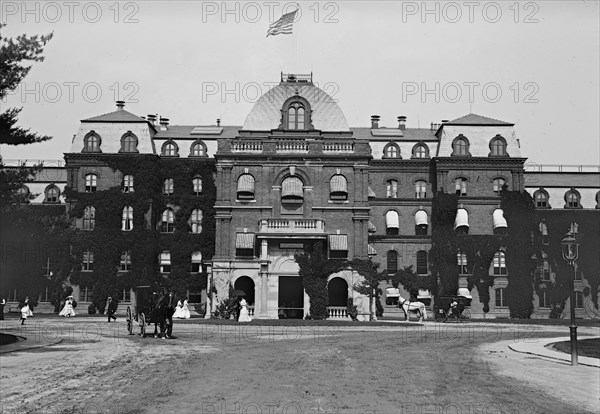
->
[[19, 297, 30, 325], [0, 297, 5, 320], [106, 296, 118, 322]]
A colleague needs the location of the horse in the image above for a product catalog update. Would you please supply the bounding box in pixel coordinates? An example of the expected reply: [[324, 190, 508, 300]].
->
[[398, 296, 427, 321], [155, 292, 175, 339]]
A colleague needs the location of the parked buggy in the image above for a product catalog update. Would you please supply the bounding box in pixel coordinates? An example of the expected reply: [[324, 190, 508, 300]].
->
[[126, 285, 175, 337], [434, 294, 472, 322]]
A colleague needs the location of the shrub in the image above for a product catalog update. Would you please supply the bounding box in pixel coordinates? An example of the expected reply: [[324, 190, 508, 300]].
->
[[87, 303, 96, 314], [346, 298, 358, 321]]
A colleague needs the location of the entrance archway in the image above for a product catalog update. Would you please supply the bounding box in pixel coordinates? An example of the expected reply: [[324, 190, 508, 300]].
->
[[234, 276, 255, 305], [328, 277, 348, 306], [278, 276, 304, 319]]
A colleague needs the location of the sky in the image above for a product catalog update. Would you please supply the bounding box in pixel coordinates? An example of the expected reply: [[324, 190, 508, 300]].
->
[[1, 0, 599, 165]]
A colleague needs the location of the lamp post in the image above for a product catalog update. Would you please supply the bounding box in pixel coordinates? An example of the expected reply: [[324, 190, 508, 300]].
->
[[561, 234, 579, 366]]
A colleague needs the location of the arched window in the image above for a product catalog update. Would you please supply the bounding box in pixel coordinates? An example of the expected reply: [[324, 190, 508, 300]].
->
[[383, 143, 400, 158], [190, 141, 206, 157], [493, 209, 508, 234], [415, 210, 428, 235], [287, 102, 306, 130], [386, 251, 398, 275], [161, 209, 175, 233], [386, 179, 398, 198], [385, 210, 399, 236], [281, 176, 304, 203], [44, 185, 60, 203], [534, 189, 549, 208], [493, 178, 505, 195], [193, 177, 202, 195], [412, 143, 429, 159], [17, 185, 29, 202], [237, 174, 255, 200], [455, 178, 467, 196], [161, 140, 179, 157], [493, 251, 507, 275], [163, 178, 174, 195], [565, 189, 581, 208], [452, 135, 470, 156], [190, 209, 203, 233], [83, 132, 101, 152], [83, 206, 95, 230], [415, 180, 427, 199], [454, 208, 469, 234], [121, 206, 133, 231], [159, 251, 171, 273], [416, 251, 428, 275], [85, 174, 97, 192], [457, 251, 468, 274], [489, 135, 507, 156], [120, 132, 138, 153], [330, 175, 348, 200], [120, 251, 131, 271], [123, 175, 134, 193]]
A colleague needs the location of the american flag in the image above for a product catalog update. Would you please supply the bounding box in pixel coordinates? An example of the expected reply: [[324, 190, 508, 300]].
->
[[266, 9, 298, 37]]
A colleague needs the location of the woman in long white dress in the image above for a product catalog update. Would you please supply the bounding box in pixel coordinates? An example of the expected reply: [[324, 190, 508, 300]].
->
[[20, 297, 30, 325], [172, 300, 185, 318], [238, 298, 251, 322], [59, 296, 76, 317], [181, 298, 191, 319]]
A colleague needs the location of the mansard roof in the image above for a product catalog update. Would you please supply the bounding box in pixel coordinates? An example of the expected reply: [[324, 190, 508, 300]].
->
[[242, 81, 350, 131]]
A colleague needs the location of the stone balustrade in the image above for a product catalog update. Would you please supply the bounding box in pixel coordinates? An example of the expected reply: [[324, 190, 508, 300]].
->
[[259, 218, 325, 233], [327, 306, 349, 319]]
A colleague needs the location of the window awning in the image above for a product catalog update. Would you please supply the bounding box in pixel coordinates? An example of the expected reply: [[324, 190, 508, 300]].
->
[[191, 251, 202, 262], [368, 221, 377, 233], [417, 289, 431, 299], [236, 233, 255, 249], [386, 211, 399, 228], [330, 175, 347, 193], [454, 208, 469, 229], [386, 288, 400, 298], [282, 177, 303, 197], [368, 244, 377, 256], [329, 234, 348, 251], [493, 209, 507, 229], [159, 251, 170, 264], [237, 174, 255, 193], [368, 187, 376, 198], [415, 210, 428, 226]]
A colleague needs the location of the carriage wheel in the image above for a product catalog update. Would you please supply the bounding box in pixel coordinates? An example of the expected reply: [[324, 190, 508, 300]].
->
[[461, 309, 471, 321], [126, 307, 133, 335], [139, 313, 146, 337], [434, 309, 444, 322]]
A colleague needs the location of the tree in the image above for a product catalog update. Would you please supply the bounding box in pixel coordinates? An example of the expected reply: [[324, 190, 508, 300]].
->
[[0, 23, 53, 145], [349, 258, 386, 321], [0, 24, 53, 210]]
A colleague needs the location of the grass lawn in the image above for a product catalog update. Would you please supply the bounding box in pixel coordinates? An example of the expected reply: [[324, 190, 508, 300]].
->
[[552, 337, 600, 359]]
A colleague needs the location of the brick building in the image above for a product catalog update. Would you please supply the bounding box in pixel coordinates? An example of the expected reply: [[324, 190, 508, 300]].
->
[[3, 73, 599, 319]]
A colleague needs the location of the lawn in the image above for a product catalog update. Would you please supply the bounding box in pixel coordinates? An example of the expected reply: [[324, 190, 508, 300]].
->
[[552, 337, 600, 359]]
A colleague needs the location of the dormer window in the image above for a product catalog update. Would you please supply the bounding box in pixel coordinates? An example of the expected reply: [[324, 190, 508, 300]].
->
[[489, 135, 507, 157], [161, 140, 179, 157], [280, 96, 312, 131], [451, 135, 470, 157], [412, 143, 429, 159], [120, 132, 138, 153], [83, 132, 101, 153], [383, 143, 400, 158]]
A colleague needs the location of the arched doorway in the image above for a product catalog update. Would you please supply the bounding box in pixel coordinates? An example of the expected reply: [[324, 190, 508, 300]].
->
[[234, 276, 255, 305], [328, 277, 348, 306]]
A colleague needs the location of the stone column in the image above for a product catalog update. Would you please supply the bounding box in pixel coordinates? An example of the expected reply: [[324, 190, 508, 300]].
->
[[258, 240, 270, 318]]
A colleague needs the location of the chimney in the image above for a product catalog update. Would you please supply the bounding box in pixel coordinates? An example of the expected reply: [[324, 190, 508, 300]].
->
[[116, 101, 125, 111], [159, 117, 169, 131], [147, 114, 157, 125], [371, 115, 380, 129], [397, 116, 407, 130], [216, 118, 221, 127]]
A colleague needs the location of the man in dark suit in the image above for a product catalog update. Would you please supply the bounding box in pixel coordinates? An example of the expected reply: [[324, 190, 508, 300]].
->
[[106, 296, 118, 322]]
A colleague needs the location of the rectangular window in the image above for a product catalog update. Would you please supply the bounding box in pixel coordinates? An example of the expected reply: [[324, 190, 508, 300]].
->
[[539, 291, 550, 309], [495, 288, 507, 308], [457, 253, 468, 274], [122, 289, 131, 302], [493, 253, 507, 275], [574, 267, 583, 281], [82, 251, 94, 271], [540, 260, 550, 281], [120, 251, 131, 271], [80, 286, 93, 302], [574, 291, 584, 309], [159, 252, 171, 273]]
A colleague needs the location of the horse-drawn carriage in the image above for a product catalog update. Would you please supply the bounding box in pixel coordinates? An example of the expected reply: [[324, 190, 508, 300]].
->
[[126, 285, 175, 338], [434, 292, 472, 322]]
